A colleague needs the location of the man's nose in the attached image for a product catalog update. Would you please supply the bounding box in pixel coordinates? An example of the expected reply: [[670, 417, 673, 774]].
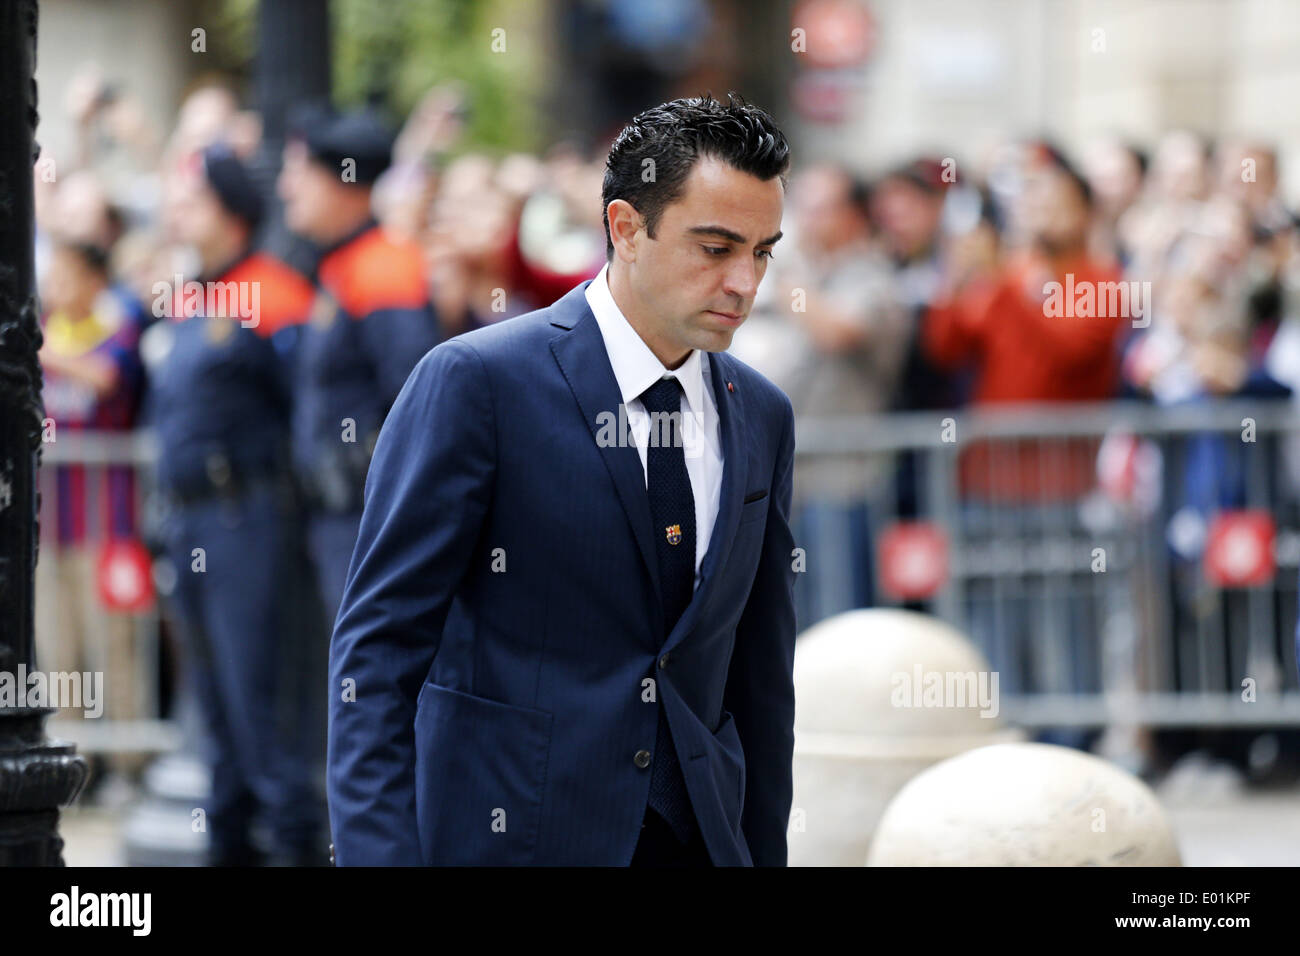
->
[[722, 256, 760, 302]]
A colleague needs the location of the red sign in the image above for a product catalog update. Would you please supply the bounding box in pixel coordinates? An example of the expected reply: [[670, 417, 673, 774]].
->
[[97, 538, 155, 612], [878, 521, 949, 599], [1204, 511, 1276, 588]]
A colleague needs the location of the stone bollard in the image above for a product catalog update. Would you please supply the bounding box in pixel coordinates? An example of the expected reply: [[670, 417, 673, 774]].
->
[[788, 608, 1022, 867], [866, 741, 1182, 866]]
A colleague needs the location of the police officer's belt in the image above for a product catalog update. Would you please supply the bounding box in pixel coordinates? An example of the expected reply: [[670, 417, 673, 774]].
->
[[166, 452, 291, 508]]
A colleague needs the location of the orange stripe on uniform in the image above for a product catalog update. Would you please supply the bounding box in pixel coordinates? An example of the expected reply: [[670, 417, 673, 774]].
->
[[318, 226, 428, 319], [222, 253, 317, 338]]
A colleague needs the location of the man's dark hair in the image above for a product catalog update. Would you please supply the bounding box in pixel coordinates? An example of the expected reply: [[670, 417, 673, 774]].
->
[[881, 157, 951, 197], [1123, 141, 1149, 178], [601, 92, 791, 259], [1029, 140, 1094, 210], [847, 173, 873, 222], [60, 240, 111, 279]]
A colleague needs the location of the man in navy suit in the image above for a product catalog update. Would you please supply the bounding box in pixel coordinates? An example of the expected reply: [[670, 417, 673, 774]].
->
[[327, 93, 796, 866]]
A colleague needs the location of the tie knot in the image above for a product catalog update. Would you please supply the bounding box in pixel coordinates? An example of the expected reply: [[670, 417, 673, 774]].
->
[[640, 377, 683, 416]]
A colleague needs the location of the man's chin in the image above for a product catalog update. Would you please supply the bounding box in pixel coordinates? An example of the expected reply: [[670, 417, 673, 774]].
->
[[692, 328, 737, 353]]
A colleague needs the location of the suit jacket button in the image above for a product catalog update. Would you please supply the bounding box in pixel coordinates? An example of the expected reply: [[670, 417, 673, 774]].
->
[[658, 653, 670, 670], [634, 749, 651, 769]]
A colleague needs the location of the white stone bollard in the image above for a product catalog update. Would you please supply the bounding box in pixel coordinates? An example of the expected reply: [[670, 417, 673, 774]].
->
[[788, 608, 1022, 867], [865, 741, 1182, 866]]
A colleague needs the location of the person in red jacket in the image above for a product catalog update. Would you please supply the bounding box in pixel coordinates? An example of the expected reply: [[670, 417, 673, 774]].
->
[[925, 146, 1129, 501]]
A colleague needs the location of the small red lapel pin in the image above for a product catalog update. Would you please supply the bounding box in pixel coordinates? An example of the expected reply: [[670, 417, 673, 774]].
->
[[726, 381, 735, 393]]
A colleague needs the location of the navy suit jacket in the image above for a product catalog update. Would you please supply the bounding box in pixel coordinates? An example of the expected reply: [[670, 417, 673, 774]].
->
[[326, 278, 797, 865]]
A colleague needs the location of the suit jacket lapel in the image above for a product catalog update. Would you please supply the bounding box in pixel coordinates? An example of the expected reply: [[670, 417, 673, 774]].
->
[[662, 349, 749, 655], [549, 286, 664, 640]]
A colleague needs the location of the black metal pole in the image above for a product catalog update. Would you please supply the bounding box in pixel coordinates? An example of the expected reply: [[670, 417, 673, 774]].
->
[[252, 0, 331, 275], [253, 0, 333, 800], [0, 0, 88, 866]]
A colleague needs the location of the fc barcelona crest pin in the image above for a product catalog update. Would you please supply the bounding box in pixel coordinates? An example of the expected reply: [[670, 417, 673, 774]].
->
[[665, 524, 682, 545]]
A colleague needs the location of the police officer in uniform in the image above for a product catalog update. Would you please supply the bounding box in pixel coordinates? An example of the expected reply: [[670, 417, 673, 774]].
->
[[144, 143, 325, 865], [277, 107, 441, 622]]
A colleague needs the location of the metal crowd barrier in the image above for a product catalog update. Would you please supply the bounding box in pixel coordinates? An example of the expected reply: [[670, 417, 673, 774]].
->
[[795, 400, 1300, 729], [35, 430, 179, 753], [34, 401, 1300, 753]]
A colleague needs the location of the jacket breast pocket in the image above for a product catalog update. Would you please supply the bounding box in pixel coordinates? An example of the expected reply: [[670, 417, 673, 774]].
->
[[738, 492, 768, 526], [413, 681, 553, 865]]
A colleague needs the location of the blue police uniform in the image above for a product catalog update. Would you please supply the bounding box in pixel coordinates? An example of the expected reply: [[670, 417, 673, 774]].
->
[[291, 220, 440, 620], [145, 247, 324, 865]]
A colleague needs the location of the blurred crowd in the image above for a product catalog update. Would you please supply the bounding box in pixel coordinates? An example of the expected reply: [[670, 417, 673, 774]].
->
[[32, 68, 1300, 839], [736, 134, 1298, 618]]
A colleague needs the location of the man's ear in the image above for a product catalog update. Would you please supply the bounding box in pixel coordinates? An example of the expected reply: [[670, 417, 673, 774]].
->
[[607, 199, 644, 262]]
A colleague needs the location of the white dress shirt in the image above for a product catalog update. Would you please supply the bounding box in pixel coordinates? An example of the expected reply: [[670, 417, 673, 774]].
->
[[586, 263, 723, 589]]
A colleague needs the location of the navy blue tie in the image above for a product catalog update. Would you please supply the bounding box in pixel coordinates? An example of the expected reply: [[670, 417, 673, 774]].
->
[[639, 376, 697, 845]]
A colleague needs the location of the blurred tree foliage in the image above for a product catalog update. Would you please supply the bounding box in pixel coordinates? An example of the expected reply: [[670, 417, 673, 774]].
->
[[216, 0, 540, 153]]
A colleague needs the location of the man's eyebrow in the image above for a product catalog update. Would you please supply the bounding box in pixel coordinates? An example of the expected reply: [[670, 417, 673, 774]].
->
[[687, 225, 784, 246]]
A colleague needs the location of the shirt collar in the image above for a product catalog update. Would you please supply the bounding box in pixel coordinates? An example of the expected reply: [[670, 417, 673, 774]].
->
[[585, 262, 708, 416]]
